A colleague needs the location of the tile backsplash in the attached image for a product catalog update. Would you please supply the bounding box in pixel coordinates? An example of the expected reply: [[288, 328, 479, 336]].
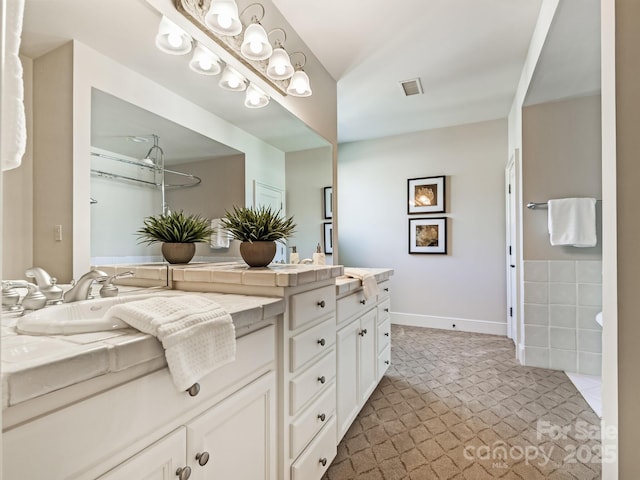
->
[[523, 260, 602, 375]]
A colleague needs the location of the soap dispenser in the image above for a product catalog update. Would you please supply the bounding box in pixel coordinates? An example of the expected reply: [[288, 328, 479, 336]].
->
[[290, 246, 300, 264], [312, 243, 326, 265]]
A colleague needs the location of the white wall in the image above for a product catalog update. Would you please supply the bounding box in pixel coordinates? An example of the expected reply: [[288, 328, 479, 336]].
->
[[285, 146, 333, 262], [338, 119, 508, 335]]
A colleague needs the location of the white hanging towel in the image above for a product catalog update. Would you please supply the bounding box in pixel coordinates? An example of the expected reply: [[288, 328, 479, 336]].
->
[[103, 295, 235, 391], [1, 0, 27, 171], [548, 198, 597, 247], [210, 218, 230, 249], [343, 267, 380, 300]]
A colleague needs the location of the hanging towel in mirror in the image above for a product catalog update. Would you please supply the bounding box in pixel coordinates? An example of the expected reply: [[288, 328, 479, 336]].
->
[[210, 218, 230, 249], [548, 198, 597, 247]]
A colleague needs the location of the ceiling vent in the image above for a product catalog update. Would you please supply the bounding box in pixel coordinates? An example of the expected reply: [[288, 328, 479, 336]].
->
[[400, 78, 424, 96]]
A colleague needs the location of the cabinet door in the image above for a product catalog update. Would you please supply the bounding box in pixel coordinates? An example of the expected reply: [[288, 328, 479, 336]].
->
[[358, 309, 377, 403], [98, 428, 186, 480], [186, 372, 276, 480], [336, 319, 359, 441]]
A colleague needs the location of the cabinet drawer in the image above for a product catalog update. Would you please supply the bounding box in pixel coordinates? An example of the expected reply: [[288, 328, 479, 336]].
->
[[336, 290, 373, 324], [377, 298, 391, 323], [290, 285, 336, 331], [377, 318, 391, 354], [291, 417, 337, 480], [290, 383, 336, 459], [290, 317, 336, 373], [290, 350, 336, 415], [378, 346, 391, 379], [377, 280, 391, 302]]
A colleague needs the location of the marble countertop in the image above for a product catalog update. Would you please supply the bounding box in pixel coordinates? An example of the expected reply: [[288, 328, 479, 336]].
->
[[1, 289, 284, 411]]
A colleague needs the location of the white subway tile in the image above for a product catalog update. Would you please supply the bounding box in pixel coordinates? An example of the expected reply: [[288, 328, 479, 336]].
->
[[578, 352, 602, 376], [524, 261, 549, 282], [549, 349, 577, 372], [524, 304, 549, 325], [550, 328, 576, 350], [524, 347, 549, 369], [524, 282, 548, 305], [549, 261, 576, 283], [578, 330, 602, 353], [549, 283, 577, 305], [578, 306, 602, 330], [577, 261, 603, 284], [525, 325, 549, 347], [578, 284, 603, 307], [550, 305, 577, 328]]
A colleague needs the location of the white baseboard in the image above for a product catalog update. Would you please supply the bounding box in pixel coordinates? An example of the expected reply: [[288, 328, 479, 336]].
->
[[392, 312, 508, 336]]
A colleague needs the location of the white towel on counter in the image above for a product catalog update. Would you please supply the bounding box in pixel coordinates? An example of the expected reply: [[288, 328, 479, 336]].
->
[[548, 198, 597, 247], [1, 0, 26, 171], [103, 295, 235, 391], [210, 218, 230, 249], [343, 267, 380, 300]]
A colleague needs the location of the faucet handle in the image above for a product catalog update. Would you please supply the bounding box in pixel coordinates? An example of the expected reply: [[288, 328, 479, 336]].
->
[[99, 271, 134, 298]]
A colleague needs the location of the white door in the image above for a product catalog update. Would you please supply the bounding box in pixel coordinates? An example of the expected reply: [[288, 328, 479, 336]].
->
[[505, 153, 519, 348], [254, 180, 286, 263]]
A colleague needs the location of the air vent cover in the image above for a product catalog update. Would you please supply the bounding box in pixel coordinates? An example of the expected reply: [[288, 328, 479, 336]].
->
[[400, 78, 423, 96]]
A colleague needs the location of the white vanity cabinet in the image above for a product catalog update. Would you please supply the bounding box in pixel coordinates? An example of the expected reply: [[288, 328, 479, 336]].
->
[[336, 279, 392, 442], [3, 323, 277, 480]]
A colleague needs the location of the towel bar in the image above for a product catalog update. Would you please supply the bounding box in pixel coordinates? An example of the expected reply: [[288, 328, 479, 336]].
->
[[527, 199, 602, 209]]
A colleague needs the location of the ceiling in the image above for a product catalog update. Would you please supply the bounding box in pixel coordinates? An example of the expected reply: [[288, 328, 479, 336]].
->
[[20, 0, 600, 150]]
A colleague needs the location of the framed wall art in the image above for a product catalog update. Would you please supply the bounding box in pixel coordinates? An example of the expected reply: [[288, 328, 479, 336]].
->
[[407, 175, 445, 214], [409, 217, 447, 254], [323, 186, 333, 219], [323, 222, 333, 254]]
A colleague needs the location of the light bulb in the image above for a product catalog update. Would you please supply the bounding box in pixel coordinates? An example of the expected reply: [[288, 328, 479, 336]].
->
[[250, 40, 262, 54], [167, 32, 183, 48], [295, 81, 305, 94], [275, 64, 285, 75], [218, 13, 232, 29], [228, 76, 240, 89], [199, 58, 212, 71], [249, 92, 260, 106]]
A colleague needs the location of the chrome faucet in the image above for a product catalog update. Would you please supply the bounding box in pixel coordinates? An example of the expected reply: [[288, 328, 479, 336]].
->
[[25, 267, 63, 303], [63, 269, 108, 303]]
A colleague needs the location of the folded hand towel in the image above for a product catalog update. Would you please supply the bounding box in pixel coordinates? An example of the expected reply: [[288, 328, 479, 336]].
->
[[548, 198, 597, 247], [1, 0, 26, 172], [343, 267, 380, 300], [104, 295, 235, 391], [210, 218, 230, 249]]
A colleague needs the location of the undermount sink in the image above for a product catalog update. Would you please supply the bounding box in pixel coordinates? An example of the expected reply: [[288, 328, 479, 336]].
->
[[15, 292, 160, 336]]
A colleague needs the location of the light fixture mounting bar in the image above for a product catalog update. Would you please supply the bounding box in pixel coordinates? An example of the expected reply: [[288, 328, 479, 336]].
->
[[174, 0, 288, 95]]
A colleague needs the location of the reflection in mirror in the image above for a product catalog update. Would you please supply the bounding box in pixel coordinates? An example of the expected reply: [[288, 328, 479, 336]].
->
[[90, 89, 245, 265]]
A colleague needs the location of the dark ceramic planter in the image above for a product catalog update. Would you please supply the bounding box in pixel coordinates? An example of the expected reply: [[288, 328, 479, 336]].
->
[[239, 241, 276, 267], [161, 242, 196, 264]]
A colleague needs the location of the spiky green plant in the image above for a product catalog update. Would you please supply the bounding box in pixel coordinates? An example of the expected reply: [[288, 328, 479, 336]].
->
[[219, 205, 296, 244], [136, 210, 213, 245]]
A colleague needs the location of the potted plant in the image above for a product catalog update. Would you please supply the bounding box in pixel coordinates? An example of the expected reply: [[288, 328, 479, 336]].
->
[[219, 205, 296, 267], [137, 210, 213, 264]]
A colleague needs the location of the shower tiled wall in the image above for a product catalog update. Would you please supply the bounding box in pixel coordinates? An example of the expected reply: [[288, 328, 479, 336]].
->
[[523, 260, 602, 375]]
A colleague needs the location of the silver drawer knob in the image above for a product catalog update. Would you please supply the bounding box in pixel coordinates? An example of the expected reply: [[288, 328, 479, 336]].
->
[[318, 413, 326, 422], [317, 300, 326, 308], [317, 375, 326, 384], [186, 383, 200, 397], [317, 338, 326, 346], [176, 466, 191, 480], [195, 451, 210, 466], [319, 458, 328, 467]]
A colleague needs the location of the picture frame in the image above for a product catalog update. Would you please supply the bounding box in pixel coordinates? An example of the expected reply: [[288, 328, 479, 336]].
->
[[323, 186, 333, 219], [409, 217, 447, 254], [323, 222, 333, 254], [407, 175, 445, 214]]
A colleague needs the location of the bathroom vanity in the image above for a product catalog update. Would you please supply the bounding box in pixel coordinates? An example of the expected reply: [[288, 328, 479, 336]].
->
[[1, 264, 393, 480]]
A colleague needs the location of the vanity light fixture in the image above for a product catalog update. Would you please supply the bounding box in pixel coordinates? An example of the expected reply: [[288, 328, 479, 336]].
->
[[244, 83, 269, 108], [204, 0, 242, 36], [266, 28, 294, 80], [189, 43, 222, 75], [155, 16, 192, 55], [218, 65, 247, 91], [286, 53, 312, 97]]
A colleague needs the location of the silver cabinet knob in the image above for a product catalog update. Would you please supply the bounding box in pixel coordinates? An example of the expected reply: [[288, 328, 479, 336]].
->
[[317, 338, 326, 346], [317, 300, 325, 308], [317, 375, 326, 384], [195, 451, 210, 466], [176, 466, 191, 480], [318, 413, 326, 422], [319, 458, 328, 467], [187, 383, 200, 397]]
